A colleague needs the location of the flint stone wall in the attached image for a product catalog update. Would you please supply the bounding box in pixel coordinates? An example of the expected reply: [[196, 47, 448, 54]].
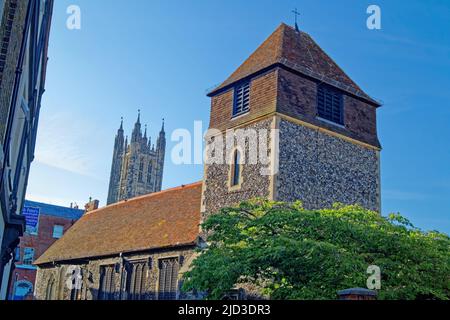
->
[[276, 118, 380, 212]]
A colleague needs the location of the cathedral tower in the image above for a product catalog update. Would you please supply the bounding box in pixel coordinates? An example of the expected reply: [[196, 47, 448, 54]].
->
[[202, 23, 381, 217], [107, 118, 125, 205], [107, 112, 166, 204], [155, 120, 166, 192]]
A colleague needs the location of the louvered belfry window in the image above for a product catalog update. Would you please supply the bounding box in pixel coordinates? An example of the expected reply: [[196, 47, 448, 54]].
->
[[99, 265, 116, 300], [233, 82, 250, 116], [317, 84, 344, 125], [158, 257, 179, 300]]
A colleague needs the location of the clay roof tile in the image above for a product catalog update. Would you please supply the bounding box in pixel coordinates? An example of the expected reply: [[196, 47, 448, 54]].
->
[[34, 182, 203, 265]]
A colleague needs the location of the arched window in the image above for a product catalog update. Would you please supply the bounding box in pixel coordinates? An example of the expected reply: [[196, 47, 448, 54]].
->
[[231, 149, 241, 187]]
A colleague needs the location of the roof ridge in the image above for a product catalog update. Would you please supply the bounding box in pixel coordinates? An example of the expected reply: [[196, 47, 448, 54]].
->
[[86, 181, 203, 215], [25, 199, 84, 212], [214, 23, 285, 91], [301, 32, 363, 92], [35, 182, 203, 265], [208, 22, 379, 105], [277, 23, 288, 61]]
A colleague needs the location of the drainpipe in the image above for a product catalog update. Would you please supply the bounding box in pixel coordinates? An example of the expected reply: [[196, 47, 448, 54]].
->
[[10, 272, 18, 300], [118, 252, 124, 300]]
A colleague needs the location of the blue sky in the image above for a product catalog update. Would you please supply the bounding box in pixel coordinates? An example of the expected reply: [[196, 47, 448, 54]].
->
[[26, 0, 450, 234]]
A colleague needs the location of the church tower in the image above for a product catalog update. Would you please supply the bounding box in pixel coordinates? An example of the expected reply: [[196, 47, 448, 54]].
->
[[107, 118, 125, 205], [202, 23, 381, 217], [155, 120, 166, 192], [107, 112, 166, 204]]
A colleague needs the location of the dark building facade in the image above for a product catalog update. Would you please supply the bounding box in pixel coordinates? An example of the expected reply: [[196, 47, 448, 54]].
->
[[8, 200, 83, 300], [0, 0, 54, 300], [107, 114, 166, 205]]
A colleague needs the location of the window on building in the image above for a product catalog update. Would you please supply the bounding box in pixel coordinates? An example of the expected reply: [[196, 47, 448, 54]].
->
[[13, 280, 33, 300], [230, 150, 241, 187], [14, 248, 21, 262], [158, 257, 179, 300], [138, 161, 144, 182], [147, 163, 153, 184], [23, 248, 34, 265], [98, 265, 116, 300], [233, 82, 250, 117], [52, 225, 64, 239], [317, 84, 344, 125], [123, 261, 148, 300]]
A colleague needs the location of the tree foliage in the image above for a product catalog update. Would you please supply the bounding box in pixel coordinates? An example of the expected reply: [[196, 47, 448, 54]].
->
[[182, 200, 450, 300]]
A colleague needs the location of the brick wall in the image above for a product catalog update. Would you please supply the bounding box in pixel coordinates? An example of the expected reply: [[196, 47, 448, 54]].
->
[[276, 67, 380, 148], [20, 215, 78, 261], [208, 69, 278, 131], [209, 67, 379, 148], [9, 214, 78, 299], [0, 0, 29, 142]]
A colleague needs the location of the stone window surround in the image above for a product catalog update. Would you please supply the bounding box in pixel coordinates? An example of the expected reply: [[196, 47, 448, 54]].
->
[[227, 146, 244, 192]]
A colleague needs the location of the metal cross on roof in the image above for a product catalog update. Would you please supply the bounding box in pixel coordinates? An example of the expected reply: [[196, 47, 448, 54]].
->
[[292, 8, 300, 31]]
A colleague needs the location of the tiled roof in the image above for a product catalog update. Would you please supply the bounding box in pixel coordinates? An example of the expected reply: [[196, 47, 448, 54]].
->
[[24, 200, 84, 220], [208, 23, 379, 105], [34, 182, 203, 265]]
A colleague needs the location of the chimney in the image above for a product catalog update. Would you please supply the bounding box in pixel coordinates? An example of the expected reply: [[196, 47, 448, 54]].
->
[[84, 197, 99, 214]]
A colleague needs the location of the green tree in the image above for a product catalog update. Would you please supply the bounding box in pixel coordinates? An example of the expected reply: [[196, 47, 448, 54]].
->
[[182, 200, 450, 300]]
